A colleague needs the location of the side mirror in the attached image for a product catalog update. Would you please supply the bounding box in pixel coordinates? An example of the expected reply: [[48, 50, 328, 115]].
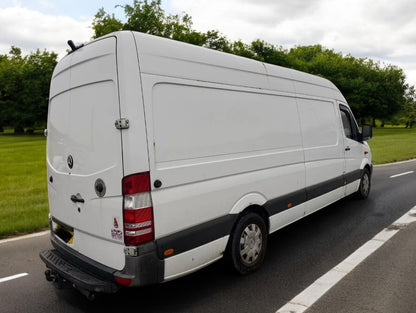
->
[[361, 124, 372, 141]]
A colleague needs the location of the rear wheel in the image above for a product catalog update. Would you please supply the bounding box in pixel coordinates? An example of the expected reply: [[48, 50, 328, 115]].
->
[[356, 168, 371, 199], [227, 212, 267, 275]]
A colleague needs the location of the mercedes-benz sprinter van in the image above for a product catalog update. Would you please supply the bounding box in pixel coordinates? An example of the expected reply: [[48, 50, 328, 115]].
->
[[40, 31, 372, 298]]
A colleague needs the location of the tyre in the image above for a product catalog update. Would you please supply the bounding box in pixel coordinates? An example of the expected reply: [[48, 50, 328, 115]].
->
[[227, 212, 267, 275], [356, 167, 371, 199]]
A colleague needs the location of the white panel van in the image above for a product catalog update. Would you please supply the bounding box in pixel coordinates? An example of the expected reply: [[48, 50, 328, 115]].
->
[[40, 31, 372, 298]]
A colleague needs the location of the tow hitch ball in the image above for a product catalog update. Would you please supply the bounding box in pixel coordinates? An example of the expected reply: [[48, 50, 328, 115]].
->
[[44, 269, 54, 282], [45, 270, 53, 281], [45, 269, 66, 288]]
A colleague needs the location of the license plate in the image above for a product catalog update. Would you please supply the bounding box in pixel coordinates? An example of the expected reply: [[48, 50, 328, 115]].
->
[[55, 223, 74, 244]]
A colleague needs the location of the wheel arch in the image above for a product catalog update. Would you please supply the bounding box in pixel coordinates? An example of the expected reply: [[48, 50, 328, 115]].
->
[[228, 193, 270, 232], [229, 192, 267, 215], [363, 163, 373, 175], [361, 159, 373, 174]]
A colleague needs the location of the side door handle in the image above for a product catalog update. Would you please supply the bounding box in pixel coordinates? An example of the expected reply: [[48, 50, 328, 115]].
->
[[70, 193, 85, 203], [345, 146, 351, 151]]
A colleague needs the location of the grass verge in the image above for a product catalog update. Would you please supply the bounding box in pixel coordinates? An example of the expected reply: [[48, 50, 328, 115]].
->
[[0, 135, 48, 239], [369, 127, 416, 164]]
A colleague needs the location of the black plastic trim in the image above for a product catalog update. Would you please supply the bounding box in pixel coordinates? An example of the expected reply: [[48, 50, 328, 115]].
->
[[116, 241, 164, 286], [305, 175, 345, 200], [264, 189, 307, 216], [345, 169, 363, 182], [156, 215, 237, 259]]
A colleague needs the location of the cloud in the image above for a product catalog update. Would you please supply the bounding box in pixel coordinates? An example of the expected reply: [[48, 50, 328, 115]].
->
[[364, 0, 416, 27], [0, 6, 93, 59]]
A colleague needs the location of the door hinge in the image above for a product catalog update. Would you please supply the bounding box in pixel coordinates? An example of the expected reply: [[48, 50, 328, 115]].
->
[[115, 118, 129, 129]]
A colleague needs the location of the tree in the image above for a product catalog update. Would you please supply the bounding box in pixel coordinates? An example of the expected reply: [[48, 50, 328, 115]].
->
[[401, 86, 416, 128], [92, 8, 123, 39], [123, 0, 166, 35], [0, 47, 57, 133], [376, 65, 407, 125], [286, 46, 408, 124], [250, 39, 288, 66], [201, 30, 230, 52], [230, 40, 256, 59], [0, 47, 24, 132], [23, 49, 59, 130], [91, 1, 231, 51]]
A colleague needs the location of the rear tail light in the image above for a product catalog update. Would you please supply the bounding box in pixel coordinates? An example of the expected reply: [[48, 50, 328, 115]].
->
[[122, 172, 154, 245]]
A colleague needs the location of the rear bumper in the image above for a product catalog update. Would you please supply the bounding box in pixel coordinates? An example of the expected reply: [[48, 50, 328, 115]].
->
[[40, 232, 164, 294], [40, 249, 120, 293]]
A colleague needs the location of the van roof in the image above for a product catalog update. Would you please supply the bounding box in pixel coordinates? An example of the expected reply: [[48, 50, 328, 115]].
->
[[102, 31, 347, 102]]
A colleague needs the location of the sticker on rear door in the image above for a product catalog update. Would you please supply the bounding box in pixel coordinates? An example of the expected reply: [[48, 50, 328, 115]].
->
[[111, 217, 123, 241]]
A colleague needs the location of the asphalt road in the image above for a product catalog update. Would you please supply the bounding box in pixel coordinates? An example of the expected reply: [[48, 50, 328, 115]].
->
[[1, 160, 416, 313]]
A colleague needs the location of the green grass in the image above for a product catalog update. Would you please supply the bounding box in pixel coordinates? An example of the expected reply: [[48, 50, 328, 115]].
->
[[369, 127, 416, 164], [0, 127, 415, 239], [0, 135, 48, 239]]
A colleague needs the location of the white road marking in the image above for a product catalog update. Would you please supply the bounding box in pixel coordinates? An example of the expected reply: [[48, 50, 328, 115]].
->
[[276, 206, 416, 313], [390, 171, 414, 178], [0, 273, 28, 283], [0, 230, 49, 245]]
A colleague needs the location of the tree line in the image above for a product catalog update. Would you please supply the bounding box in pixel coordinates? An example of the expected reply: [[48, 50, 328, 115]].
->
[[1, 0, 415, 133], [0, 47, 57, 133]]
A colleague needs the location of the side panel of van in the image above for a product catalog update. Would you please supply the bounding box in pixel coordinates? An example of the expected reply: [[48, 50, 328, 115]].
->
[[146, 78, 306, 231], [139, 76, 306, 277]]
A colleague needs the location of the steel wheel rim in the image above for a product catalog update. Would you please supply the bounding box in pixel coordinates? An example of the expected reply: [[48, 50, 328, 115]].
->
[[239, 223, 262, 265]]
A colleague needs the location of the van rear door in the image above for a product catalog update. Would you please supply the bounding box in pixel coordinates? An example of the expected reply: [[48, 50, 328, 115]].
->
[[47, 37, 125, 270]]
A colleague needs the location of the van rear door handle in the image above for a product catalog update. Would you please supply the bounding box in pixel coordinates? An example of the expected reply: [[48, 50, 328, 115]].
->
[[70, 193, 85, 203], [345, 146, 351, 151]]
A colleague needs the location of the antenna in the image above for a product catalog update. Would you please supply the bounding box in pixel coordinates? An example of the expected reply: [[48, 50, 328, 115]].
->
[[67, 40, 84, 54], [67, 40, 76, 52]]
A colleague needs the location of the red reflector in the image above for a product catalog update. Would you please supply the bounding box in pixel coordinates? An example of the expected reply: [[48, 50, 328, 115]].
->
[[122, 172, 150, 195], [114, 276, 132, 286]]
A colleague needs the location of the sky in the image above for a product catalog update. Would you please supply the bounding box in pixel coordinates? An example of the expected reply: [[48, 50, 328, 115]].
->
[[1, 0, 415, 87]]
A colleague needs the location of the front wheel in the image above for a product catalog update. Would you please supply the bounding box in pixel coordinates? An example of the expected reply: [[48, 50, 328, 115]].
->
[[227, 212, 267, 275], [356, 168, 371, 199]]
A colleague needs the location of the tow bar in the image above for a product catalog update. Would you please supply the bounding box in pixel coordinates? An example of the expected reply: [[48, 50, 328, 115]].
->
[[44, 269, 96, 301]]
